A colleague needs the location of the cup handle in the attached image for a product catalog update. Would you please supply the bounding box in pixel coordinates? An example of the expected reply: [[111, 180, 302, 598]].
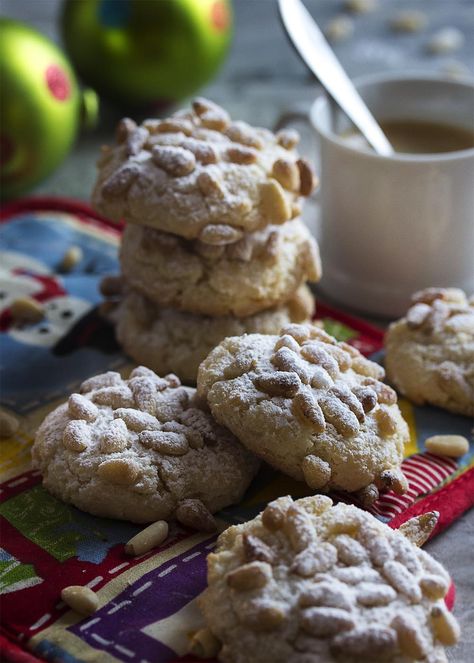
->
[[274, 109, 320, 199], [274, 110, 310, 133]]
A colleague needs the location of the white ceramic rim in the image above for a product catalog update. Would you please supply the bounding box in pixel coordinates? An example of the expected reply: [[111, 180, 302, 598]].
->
[[310, 71, 474, 163]]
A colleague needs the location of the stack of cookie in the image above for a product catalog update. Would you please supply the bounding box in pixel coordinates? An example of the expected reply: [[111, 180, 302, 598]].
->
[[93, 98, 321, 383]]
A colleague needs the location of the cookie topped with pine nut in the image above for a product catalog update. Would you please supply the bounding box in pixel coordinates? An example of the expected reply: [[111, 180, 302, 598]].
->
[[112, 285, 315, 385], [92, 98, 317, 240], [385, 287, 474, 417], [120, 218, 321, 318], [32, 366, 259, 526], [198, 496, 459, 663], [197, 323, 409, 503]]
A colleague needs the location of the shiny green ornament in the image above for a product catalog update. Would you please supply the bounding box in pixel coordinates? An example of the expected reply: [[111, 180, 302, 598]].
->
[[0, 19, 93, 200], [61, 0, 233, 109]]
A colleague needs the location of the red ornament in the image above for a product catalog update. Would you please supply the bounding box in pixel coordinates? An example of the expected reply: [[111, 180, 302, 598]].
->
[[45, 64, 71, 101], [211, 0, 229, 31]]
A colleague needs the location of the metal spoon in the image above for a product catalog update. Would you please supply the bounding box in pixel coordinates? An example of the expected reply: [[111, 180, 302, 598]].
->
[[278, 0, 394, 156]]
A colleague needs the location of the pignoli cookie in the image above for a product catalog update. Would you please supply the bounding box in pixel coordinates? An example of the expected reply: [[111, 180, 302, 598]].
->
[[199, 496, 458, 663], [32, 367, 259, 524], [197, 323, 409, 500], [112, 286, 315, 384], [385, 288, 474, 416], [120, 219, 321, 318], [92, 98, 317, 239]]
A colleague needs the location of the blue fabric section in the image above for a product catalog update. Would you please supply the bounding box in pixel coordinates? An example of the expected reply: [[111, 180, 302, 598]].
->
[[35, 639, 81, 663], [0, 212, 125, 413]]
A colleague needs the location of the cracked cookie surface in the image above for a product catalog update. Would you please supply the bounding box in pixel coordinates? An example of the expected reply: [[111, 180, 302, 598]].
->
[[199, 496, 458, 663], [120, 218, 321, 318], [385, 288, 474, 417], [32, 367, 259, 524], [197, 323, 408, 498], [114, 286, 315, 384], [92, 98, 317, 239]]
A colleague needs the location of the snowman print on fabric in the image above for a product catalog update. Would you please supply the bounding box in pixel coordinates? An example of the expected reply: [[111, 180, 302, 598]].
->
[[10, 296, 91, 348], [0, 253, 91, 349], [0, 211, 123, 415]]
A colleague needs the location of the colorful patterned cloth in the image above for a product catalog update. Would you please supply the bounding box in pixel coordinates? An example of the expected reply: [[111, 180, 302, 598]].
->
[[1, 199, 473, 663]]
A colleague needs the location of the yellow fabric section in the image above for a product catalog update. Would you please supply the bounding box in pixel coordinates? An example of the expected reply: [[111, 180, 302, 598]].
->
[[398, 398, 419, 457]]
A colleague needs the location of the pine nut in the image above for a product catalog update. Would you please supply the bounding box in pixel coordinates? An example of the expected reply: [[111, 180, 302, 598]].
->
[[276, 128, 299, 150], [325, 16, 354, 42], [188, 628, 221, 658], [226, 562, 272, 591], [10, 297, 44, 324], [345, 0, 377, 14], [125, 520, 169, 556], [271, 158, 300, 192], [391, 10, 427, 33], [259, 180, 291, 224], [420, 574, 449, 599], [425, 435, 469, 458], [0, 409, 19, 438], [398, 511, 438, 547], [302, 454, 331, 489], [59, 246, 83, 272], [261, 501, 288, 531], [61, 585, 99, 616], [427, 27, 464, 55], [431, 605, 461, 645], [392, 613, 428, 659], [97, 458, 140, 485], [176, 499, 216, 532], [297, 158, 317, 196]]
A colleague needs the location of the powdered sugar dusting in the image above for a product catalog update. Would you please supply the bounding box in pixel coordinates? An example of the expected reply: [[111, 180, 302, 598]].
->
[[386, 287, 474, 416], [31, 366, 259, 524], [200, 497, 457, 663], [92, 97, 316, 239], [197, 324, 408, 497]]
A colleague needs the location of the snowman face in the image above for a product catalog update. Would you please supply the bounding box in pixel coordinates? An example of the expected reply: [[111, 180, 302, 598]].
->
[[0, 250, 52, 314], [10, 295, 91, 348]]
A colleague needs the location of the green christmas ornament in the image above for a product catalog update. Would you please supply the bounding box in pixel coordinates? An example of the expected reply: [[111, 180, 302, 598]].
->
[[61, 0, 233, 108], [0, 19, 97, 200]]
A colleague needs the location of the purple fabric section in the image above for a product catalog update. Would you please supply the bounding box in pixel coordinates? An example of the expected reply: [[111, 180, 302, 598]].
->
[[69, 536, 216, 662]]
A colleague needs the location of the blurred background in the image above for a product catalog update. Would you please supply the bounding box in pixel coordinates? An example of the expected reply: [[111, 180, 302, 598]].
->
[[1, 0, 473, 200]]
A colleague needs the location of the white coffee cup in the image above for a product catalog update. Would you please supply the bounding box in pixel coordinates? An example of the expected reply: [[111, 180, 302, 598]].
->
[[280, 73, 474, 318]]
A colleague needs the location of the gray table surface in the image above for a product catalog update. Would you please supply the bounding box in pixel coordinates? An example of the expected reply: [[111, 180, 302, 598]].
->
[[2, 1, 473, 661]]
